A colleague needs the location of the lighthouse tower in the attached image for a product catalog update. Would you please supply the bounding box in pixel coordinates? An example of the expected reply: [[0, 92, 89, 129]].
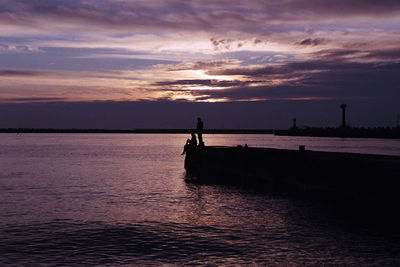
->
[[340, 104, 347, 128]]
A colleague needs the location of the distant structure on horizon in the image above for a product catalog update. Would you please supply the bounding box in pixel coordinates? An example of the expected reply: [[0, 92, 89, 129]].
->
[[276, 103, 400, 139], [340, 104, 347, 128], [397, 114, 400, 128], [292, 118, 297, 129]]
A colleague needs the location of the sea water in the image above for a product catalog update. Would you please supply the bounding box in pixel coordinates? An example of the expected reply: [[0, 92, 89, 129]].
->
[[1, 134, 400, 265]]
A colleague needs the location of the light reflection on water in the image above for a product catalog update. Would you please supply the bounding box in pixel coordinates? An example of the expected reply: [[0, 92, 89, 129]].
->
[[1, 134, 400, 265]]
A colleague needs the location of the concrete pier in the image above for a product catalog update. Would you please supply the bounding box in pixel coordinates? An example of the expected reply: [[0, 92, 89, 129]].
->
[[185, 146, 400, 208]]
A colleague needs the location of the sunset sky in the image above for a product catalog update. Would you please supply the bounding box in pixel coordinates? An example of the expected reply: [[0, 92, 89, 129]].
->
[[0, 0, 399, 128]]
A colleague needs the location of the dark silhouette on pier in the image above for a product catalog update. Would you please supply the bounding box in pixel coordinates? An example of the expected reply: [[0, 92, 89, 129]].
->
[[196, 117, 204, 147], [181, 132, 197, 155]]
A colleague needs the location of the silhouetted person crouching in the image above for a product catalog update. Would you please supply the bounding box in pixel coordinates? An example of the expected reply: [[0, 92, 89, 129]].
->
[[196, 117, 204, 147], [181, 132, 197, 155]]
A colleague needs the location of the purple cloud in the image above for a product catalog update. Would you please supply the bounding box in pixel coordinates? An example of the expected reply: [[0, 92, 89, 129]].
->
[[1, 0, 400, 35], [0, 69, 48, 76], [3, 97, 66, 102], [154, 55, 400, 102], [297, 38, 326, 47], [154, 79, 255, 88]]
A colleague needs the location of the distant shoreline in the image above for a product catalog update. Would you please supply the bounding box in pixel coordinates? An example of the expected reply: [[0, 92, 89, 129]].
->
[[0, 128, 275, 134], [1, 127, 399, 139]]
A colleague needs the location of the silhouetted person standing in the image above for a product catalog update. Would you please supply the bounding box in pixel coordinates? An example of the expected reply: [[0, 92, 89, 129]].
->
[[196, 117, 204, 147]]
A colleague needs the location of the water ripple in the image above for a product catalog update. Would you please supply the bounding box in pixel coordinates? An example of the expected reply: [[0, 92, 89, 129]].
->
[[2, 219, 400, 266], [1, 220, 258, 266]]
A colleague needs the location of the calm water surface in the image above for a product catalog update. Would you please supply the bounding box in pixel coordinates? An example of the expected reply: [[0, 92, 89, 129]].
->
[[1, 134, 400, 265]]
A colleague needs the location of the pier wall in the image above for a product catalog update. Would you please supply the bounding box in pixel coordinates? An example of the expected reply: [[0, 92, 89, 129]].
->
[[185, 146, 400, 206]]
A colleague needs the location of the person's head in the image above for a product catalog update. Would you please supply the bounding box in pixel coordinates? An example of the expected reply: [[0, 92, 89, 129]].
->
[[197, 117, 201, 121], [191, 132, 195, 137]]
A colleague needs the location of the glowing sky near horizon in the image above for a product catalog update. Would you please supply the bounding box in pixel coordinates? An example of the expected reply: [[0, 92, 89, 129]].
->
[[1, 0, 400, 103]]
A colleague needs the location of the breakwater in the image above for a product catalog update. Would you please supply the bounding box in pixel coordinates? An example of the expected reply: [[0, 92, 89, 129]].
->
[[275, 127, 400, 139], [185, 146, 400, 212]]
